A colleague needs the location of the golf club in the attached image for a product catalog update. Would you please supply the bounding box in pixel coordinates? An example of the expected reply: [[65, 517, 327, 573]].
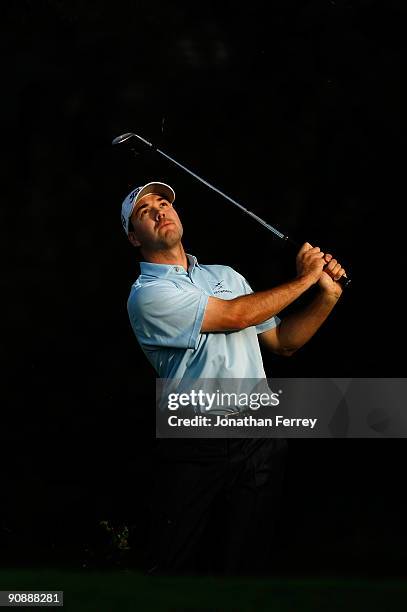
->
[[112, 132, 351, 289]]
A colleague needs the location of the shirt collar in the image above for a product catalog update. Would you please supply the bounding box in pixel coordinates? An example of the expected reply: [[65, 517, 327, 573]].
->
[[187, 253, 203, 271], [139, 253, 202, 278]]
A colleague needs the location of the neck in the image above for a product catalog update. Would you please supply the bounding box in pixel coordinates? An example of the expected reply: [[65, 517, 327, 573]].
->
[[141, 243, 188, 270]]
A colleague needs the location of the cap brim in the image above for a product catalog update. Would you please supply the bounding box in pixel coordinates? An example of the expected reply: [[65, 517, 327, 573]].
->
[[133, 182, 175, 213]]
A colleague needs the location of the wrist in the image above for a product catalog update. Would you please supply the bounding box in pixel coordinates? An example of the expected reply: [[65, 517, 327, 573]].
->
[[296, 272, 319, 290], [317, 284, 342, 302]]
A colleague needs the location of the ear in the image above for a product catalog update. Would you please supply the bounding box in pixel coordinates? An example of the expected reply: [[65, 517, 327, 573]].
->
[[128, 231, 141, 248]]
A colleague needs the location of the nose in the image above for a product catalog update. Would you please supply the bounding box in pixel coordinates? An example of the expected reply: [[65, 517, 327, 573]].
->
[[155, 208, 165, 221]]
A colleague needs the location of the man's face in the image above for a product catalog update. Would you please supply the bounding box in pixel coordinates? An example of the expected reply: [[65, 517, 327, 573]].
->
[[128, 193, 183, 251]]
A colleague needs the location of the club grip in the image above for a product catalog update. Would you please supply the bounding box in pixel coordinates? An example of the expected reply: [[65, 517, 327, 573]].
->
[[321, 258, 351, 290], [338, 275, 351, 289]]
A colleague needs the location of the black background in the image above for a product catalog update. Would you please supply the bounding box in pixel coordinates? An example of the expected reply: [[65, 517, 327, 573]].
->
[[2, 0, 406, 573]]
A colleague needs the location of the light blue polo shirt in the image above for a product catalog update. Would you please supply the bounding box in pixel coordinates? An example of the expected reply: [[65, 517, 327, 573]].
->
[[127, 254, 280, 382]]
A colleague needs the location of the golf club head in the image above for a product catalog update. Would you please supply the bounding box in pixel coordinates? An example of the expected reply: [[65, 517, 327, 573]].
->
[[112, 132, 136, 146], [112, 132, 154, 157]]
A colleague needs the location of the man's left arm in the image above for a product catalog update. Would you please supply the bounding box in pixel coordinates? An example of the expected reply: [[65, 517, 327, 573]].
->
[[259, 254, 346, 356]]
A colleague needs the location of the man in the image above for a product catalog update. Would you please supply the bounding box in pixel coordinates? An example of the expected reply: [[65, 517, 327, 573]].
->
[[122, 181, 345, 574]]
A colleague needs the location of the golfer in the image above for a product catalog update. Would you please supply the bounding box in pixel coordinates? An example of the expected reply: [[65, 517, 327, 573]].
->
[[122, 181, 345, 574]]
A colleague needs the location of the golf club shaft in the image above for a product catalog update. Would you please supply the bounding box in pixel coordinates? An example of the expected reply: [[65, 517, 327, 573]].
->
[[118, 132, 351, 289]]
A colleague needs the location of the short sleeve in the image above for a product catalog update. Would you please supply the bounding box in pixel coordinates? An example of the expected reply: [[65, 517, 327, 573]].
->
[[127, 281, 209, 350], [233, 270, 281, 334]]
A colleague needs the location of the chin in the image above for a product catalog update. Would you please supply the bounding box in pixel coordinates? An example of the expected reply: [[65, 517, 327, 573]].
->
[[164, 229, 182, 246]]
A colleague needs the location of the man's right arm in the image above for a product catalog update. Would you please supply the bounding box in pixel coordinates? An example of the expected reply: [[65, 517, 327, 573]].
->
[[201, 243, 326, 333]]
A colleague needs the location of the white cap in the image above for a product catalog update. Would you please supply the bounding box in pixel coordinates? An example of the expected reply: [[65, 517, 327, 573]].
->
[[121, 181, 175, 234]]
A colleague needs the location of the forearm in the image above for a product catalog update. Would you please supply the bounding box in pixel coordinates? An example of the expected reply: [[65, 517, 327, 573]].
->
[[202, 244, 344, 334], [276, 289, 341, 353], [232, 275, 315, 329]]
